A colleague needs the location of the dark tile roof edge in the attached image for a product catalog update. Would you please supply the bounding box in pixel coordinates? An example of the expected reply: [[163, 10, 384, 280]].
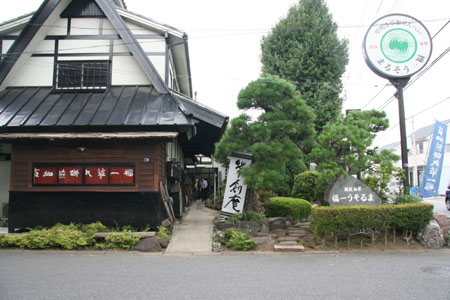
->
[[170, 90, 228, 120]]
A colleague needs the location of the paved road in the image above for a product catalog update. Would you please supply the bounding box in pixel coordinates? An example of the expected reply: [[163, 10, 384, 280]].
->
[[1, 250, 450, 300], [423, 196, 450, 216]]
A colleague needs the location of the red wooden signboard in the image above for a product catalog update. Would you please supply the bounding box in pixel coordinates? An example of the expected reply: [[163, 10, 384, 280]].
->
[[33, 167, 58, 185], [85, 166, 109, 185], [33, 164, 135, 186], [58, 166, 83, 184], [110, 166, 134, 184]]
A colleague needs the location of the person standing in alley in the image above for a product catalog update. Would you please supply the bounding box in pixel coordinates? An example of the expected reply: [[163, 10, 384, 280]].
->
[[200, 177, 208, 202], [193, 178, 200, 201]]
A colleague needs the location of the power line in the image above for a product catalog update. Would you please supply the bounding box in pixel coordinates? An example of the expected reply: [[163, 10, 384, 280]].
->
[[375, 95, 450, 144]]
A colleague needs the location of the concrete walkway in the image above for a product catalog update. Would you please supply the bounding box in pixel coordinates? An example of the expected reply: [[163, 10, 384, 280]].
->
[[165, 201, 218, 254]]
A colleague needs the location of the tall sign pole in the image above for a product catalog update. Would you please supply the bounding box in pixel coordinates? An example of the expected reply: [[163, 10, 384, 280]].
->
[[391, 78, 410, 189], [363, 14, 432, 193]]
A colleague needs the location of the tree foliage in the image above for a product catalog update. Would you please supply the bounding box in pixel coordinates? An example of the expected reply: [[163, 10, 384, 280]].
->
[[261, 0, 348, 132], [214, 76, 316, 195], [310, 110, 399, 200]]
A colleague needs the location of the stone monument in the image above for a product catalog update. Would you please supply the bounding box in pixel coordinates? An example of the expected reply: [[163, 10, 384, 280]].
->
[[325, 175, 381, 206]]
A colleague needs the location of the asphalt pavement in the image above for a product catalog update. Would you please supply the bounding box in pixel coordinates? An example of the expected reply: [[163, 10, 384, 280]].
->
[[1, 250, 450, 300]]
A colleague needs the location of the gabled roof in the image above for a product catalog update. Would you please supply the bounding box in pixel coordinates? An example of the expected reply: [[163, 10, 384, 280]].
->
[[0, 0, 168, 94]]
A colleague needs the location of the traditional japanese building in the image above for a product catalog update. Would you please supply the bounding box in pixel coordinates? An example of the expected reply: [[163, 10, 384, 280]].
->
[[0, 0, 228, 232]]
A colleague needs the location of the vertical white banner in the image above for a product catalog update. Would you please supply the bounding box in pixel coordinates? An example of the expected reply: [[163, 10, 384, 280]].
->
[[221, 152, 252, 217]]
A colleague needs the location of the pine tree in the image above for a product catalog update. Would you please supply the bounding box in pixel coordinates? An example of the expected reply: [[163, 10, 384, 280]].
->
[[214, 76, 316, 195]]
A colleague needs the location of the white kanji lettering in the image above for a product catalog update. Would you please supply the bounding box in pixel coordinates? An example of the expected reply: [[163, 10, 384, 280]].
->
[[124, 169, 133, 177], [59, 169, 66, 179], [98, 168, 106, 179], [361, 194, 367, 202], [43, 171, 54, 177], [332, 194, 340, 203], [34, 168, 40, 178], [424, 182, 435, 191], [70, 169, 80, 177]]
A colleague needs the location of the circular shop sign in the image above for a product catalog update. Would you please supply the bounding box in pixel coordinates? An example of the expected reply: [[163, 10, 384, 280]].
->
[[363, 14, 432, 79]]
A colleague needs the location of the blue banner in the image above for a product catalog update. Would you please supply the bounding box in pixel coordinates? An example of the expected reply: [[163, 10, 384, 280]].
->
[[419, 121, 447, 197]]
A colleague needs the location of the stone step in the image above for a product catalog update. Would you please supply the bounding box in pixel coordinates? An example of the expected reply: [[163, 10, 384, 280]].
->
[[272, 229, 287, 237], [288, 233, 307, 238], [274, 244, 305, 252], [278, 236, 300, 242], [291, 222, 310, 229], [287, 229, 308, 234], [278, 241, 299, 246]]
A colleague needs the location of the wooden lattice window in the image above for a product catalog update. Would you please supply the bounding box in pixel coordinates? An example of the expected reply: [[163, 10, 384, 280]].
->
[[55, 61, 109, 90]]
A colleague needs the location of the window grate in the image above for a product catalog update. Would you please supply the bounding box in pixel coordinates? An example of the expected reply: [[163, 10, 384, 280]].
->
[[56, 61, 109, 90]]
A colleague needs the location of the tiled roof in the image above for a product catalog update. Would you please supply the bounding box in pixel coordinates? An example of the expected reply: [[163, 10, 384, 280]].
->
[[0, 86, 194, 131]]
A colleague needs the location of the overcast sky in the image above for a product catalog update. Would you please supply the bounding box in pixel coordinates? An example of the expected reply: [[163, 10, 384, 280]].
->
[[1, 0, 450, 147]]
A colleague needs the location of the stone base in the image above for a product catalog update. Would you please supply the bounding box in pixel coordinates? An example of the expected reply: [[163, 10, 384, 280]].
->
[[274, 244, 305, 252]]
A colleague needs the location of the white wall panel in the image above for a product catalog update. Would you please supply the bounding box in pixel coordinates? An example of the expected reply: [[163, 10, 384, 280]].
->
[[148, 55, 166, 80], [111, 56, 150, 85], [113, 40, 130, 53], [71, 18, 100, 35], [58, 56, 109, 61], [47, 18, 68, 36], [59, 40, 110, 54], [125, 21, 158, 35], [102, 19, 116, 35], [2, 40, 15, 54], [138, 39, 165, 53], [34, 40, 55, 54], [8, 57, 53, 87]]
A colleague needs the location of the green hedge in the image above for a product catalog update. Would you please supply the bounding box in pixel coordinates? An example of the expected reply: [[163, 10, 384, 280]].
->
[[265, 197, 312, 220], [310, 203, 433, 246]]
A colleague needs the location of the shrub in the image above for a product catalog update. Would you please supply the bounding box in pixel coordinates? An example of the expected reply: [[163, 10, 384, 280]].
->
[[156, 226, 171, 241], [265, 197, 312, 220], [394, 194, 422, 204], [228, 211, 267, 225], [105, 231, 141, 250], [291, 171, 319, 203], [225, 229, 257, 251], [49, 223, 91, 249]]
